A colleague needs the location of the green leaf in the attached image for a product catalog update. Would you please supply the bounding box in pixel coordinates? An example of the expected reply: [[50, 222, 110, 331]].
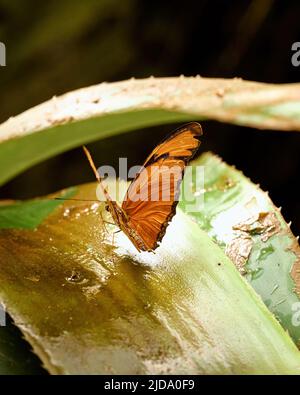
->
[[0, 188, 75, 374], [0, 187, 76, 229], [179, 153, 300, 346], [0, 183, 300, 374], [0, 77, 300, 186]]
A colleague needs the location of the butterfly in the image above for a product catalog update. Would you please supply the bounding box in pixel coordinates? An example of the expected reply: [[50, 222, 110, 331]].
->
[[83, 122, 203, 252]]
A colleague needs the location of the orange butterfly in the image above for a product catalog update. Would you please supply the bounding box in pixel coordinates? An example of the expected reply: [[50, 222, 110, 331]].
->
[[83, 122, 202, 252]]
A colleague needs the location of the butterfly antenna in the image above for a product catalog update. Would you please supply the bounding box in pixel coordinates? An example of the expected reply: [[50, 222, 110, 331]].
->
[[83, 146, 101, 183], [54, 197, 100, 202], [82, 146, 112, 202]]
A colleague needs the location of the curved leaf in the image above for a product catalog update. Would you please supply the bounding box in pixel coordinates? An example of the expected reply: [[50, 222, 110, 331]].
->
[[0, 183, 300, 374], [0, 77, 300, 186], [180, 153, 300, 346]]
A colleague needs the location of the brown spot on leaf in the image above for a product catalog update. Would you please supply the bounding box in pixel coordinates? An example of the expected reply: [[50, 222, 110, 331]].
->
[[288, 238, 300, 297], [226, 211, 281, 274], [226, 234, 252, 275], [233, 212, 281, 242]]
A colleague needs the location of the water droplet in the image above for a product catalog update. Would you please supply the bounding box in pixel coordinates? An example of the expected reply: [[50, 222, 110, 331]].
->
[[83, 284, 102, 299], [249, 267, 264, 280], [91, 203, 99, 211], [258, 245, 274, 261], [66, 270, 88, 284], [63, 208, 70, 217]]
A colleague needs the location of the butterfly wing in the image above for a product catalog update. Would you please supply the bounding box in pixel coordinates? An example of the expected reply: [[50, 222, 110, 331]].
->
[[121, 122, 202, 251]]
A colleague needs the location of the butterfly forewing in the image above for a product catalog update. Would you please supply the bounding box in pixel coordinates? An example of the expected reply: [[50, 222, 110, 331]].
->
[[122, 122, 202, 251]]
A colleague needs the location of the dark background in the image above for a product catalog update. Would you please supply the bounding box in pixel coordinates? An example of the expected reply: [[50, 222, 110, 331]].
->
[[0, 0, 299, 234]]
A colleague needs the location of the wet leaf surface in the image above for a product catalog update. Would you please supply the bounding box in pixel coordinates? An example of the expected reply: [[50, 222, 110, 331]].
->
[[0, 182, 300, 374]]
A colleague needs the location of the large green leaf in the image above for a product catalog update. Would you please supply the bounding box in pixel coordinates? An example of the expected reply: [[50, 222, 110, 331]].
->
[[180, 153, 300, 346], [0, 77, 300, 186], [0, 183, 300, 374]]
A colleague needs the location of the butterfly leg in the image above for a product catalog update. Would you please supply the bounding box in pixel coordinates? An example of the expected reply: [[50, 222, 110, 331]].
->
[[100, 211, 117, 233], [103, 220, 116, 226], [111, 229, 121, 246]]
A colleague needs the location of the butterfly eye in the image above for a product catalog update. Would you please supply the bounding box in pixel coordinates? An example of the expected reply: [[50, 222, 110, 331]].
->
[[105, 204, 110, 212]]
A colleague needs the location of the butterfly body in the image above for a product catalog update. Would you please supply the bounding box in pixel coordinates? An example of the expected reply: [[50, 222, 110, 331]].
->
[[83, 122, 203, 252], [106, 200, 148, 252]]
